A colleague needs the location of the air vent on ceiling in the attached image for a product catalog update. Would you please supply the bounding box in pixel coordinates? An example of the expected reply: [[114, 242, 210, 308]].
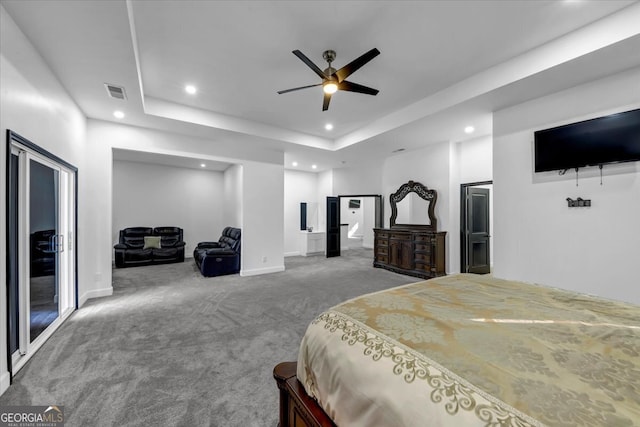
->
[[104, 83, 127, 100]]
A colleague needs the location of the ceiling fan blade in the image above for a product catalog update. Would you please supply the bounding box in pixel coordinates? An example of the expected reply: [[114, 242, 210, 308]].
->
[[334, 48, 380, 83], [277, 83, 322, 94], [338, 80, 379, 96], [322, 93, 332, 111], [292, 50, 328, 80]]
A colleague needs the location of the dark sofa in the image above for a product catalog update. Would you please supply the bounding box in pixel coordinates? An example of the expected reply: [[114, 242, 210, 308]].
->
[[193, 227, 241, 277], [114, 226, 185, 268]]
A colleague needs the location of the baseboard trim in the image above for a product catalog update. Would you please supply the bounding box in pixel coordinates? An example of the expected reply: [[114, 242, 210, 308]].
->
[[0, 371, 11, 397], [284, 251, 300, 257], [78, 286, 113, 307], [240, 265, 285, 277]]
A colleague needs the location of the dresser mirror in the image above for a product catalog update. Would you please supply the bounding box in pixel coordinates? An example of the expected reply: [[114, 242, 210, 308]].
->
[[389, 180, 437, 230]]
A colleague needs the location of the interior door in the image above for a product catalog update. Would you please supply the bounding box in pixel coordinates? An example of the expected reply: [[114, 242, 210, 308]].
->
[[326, 196, 340, 257], [7, 131, 77, 377], [462, 187, 491, 274]]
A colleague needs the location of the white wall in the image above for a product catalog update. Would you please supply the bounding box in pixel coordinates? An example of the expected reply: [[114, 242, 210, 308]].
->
[[112, 160, 225, 256], [362, 197, 375, 248], [240, 161, 285, 275], [223, 164, 243, 229], [0, 4, 88, 395], [316, 170, 333, 233], [493, 68, 640, 304], [284, 170, 318, 256], [457, 136, 493, 184], [332, 159, 383, 195]]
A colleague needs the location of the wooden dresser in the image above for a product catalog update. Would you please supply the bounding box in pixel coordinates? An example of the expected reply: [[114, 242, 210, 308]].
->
[[373, 180, 446, 279], [374, 228, 446, 279]]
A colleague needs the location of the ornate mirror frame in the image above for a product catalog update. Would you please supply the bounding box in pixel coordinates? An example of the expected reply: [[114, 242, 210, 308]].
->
[[389, 180, 438, 230]]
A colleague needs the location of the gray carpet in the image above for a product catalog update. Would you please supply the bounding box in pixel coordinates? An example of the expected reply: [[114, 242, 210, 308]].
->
[[0, 249, 416, 426]]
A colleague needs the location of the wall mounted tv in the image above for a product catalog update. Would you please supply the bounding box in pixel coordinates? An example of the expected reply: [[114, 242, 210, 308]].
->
[[534, 108, 640, 173]]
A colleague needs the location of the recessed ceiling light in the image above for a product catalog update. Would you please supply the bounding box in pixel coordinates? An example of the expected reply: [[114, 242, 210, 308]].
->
[[185, 85, 197, 95], [311, 164, 317, 169], [200, 163, 206, 168], [325, 123, 334, 131], [464, 126, 475, 134], [292, 161, 298, 167], [113, 110, 125, 119]]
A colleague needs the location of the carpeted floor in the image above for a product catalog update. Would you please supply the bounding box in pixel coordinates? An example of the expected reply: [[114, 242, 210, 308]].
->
[[0, 249, 417, 426]]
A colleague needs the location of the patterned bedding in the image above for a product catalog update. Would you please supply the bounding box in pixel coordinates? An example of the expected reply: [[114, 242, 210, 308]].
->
[[296, 274, 640, 426]]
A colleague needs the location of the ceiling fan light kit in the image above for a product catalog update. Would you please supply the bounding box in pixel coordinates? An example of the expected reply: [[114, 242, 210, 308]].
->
[[278, 48, 380, 111], [323, 81, 338, 94]]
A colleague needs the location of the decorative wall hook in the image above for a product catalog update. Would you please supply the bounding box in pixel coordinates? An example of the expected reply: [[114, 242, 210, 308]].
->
[[566, 197, 591, 208]]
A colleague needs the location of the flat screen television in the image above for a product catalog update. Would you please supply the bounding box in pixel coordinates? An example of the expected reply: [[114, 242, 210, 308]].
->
[[534, 108, 640, 173]]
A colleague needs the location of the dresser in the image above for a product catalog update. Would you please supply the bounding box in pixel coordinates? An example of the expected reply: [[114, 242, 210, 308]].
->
[[374, 180, 446, 279], [374, 228, 446, 279]]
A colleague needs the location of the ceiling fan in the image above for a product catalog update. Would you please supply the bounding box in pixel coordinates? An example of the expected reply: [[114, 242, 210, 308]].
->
[[277, 48, 380, 111]]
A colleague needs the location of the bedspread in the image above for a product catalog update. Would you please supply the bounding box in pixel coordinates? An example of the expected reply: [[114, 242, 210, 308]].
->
[[297, 274, 640, 426]]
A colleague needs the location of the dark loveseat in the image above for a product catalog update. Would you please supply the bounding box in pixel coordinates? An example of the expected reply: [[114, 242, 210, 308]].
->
[[193, 227, 241, 277], [114, 226, 185, 268]]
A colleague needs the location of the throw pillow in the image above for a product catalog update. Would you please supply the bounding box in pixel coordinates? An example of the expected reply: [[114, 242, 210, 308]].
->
[[143, 236, 161, 249]]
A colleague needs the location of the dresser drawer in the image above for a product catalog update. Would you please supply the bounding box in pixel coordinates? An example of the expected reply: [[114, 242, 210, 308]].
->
[[376, 254, 389, 264], [376, 238, 388, 246], [414, 253, 431, 263], [414, 261, 433, 272], [390, 233, 410, 240], [376, 231, 390, 239], [377, 246, 388, 255], [413, 234, 432, 242], [414, 243, 431, 252]]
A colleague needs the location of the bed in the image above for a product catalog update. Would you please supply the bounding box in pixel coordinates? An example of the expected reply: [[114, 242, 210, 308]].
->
[[273, 274, 640, 427]]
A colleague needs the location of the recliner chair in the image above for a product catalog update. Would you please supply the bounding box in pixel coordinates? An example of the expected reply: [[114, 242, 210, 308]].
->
[[193, 227, 241, 277]]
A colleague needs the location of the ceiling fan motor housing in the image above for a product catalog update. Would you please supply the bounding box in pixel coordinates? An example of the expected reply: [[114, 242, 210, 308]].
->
[[322, 49, 336, 64], [324, 67, 337, 79]]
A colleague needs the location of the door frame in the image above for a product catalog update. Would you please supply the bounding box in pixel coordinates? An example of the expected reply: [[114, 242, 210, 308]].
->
[[6, 130, 78, 381], [460, 180, 492, 273], [332, 194, 382, 256]]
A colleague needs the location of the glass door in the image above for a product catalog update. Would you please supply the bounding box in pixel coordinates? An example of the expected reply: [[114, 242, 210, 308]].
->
[[8, 133, 76, 376], [28, 158, 60, 342]]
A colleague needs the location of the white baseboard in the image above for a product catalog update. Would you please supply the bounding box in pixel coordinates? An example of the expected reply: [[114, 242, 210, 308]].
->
[[240, 265, 285, 277], [0, 371, 10, 397], [78, 286, 113, 307], [284, 251, 300, 257]]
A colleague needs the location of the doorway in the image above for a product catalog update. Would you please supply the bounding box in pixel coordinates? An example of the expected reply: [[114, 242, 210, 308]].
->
[[7, 131, 77, 379], [460, 181, 492, 274], [326, 195, 382, 258]]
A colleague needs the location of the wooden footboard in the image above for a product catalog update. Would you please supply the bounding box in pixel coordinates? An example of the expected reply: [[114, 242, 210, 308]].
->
[[273, 362, 336, 427]]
